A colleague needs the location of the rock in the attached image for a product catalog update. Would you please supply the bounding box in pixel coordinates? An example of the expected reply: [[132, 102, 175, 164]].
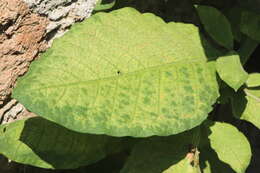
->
[[23, 0, 97, 43], [0, 0, 49, 105], [0, 99, 35, 124]]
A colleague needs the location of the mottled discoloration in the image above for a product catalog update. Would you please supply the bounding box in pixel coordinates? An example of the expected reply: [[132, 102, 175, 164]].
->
[[12, 8, 219, 137]]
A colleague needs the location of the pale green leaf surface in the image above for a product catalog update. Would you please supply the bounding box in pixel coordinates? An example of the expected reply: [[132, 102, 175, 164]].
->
[[216, 53, 248, 91], [163, 158, 200, 173], [121, 121, 251, 173], [196, 5, 233, 49], [232, 88, 260, 128], [13, 8, 219, 137], [0, 117, 126, 169], [204, 121, 251, 173], [246, 73, 260, 87], [241, 11, 260, 42]]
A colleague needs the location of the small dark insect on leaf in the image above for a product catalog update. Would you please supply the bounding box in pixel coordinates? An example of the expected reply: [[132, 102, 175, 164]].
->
[[117, 70, 121, 75], [3, 127, 6, 133]]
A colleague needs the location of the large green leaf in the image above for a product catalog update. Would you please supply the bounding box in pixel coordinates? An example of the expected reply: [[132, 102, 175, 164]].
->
[[0, 117, 128, 169], [13, 7, 219, 137], [231, 88, 260, 129], [216, 52, 248, 91], [196, 5, 234, 49], [120, 121, 251, 173], [241, 11, 260, 42]]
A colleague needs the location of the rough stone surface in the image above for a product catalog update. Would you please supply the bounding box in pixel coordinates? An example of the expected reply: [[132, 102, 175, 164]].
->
[[0, 99, 35, 124], [23, 0, 97, 44], [0, 0, 49, 106]]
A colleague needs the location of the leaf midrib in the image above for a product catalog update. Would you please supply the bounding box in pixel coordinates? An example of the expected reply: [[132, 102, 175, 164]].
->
[[26, 59, 207, 91]]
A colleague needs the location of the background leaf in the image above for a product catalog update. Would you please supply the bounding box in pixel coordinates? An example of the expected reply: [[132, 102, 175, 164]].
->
[[241, 11, 260, 42], [231, 88, 260, 129], [13, 8, 219, 137], [120, 127, 199, 173], [0, 117, 128, 169], [196, 5, 233, 49], [224, 6, 242, 42], [216, 52, 248, 91], [120, 121, 251, 173]]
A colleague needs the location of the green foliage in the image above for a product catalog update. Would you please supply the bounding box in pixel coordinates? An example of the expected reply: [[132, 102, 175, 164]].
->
[[216, 52, 248, 91], [163, 157, 200, 173], [204, 121, 251, 173], [0, 117, 129, 169], [231, 88, 260, 129], [225, 6, 242, 42], [13, 8, 219, 137], [241, 11, 260, 42], [246, 73, 260, 87], [196, 5, 233, 49], [121, 121, 251, 173], [1, 0, 259, 172]]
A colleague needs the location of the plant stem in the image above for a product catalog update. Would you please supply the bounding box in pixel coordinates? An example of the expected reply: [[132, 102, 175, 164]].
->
[[238, 37, 258, 65]]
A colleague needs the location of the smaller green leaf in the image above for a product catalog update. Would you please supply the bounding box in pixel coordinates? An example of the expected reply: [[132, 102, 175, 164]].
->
[[120, 121, 251, 173], [0, 117, 128, 169], [246, 73, 260, 87], [196, 5, 233, 49], [163, 157, 200, 173], [204, 121, 251, 173], [216, 52, 248, 91], [231, 88, 260, 129], [241, 11, 260, 42], [120, 128, 200, 173], [94, 0, 116, 11]]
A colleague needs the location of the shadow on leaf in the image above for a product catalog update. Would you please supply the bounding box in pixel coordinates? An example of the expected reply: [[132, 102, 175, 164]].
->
[[121, 121, 237, 173], [16, 117, 128, 169]]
